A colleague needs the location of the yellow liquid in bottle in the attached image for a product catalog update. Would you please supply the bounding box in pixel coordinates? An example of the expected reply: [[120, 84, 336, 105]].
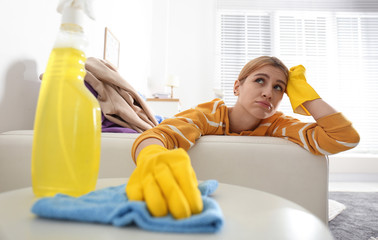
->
[[32, 47, 101, 197]]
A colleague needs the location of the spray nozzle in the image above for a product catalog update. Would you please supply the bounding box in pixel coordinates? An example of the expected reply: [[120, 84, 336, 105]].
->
[[57, 0, 95, 27]]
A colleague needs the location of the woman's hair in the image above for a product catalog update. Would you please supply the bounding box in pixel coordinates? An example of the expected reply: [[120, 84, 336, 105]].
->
[[237, 56, 289, 83]]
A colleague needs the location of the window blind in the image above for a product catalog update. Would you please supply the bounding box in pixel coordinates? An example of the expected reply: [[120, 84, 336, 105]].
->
[[217, 0, 378, 12], [335, 14, 378, 153], [216, 2, 378, 154], [218, 13, 271, 106], [275, 13, 330, 116]]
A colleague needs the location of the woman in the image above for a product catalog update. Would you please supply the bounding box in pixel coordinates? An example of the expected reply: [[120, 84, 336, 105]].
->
[[126, 56, 360, 220]]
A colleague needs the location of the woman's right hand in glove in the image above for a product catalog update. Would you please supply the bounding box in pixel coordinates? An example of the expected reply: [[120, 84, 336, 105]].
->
[[125, 144, 203, 219]]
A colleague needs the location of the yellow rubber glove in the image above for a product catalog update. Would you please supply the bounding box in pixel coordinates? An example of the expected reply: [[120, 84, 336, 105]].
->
[[125, 144, 203, 219], [286, 65, 320, 115]]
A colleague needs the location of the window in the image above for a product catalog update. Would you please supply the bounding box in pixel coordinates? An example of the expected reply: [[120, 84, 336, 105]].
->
[[216, 2, 378, 155], [218, 13, 272, 106]]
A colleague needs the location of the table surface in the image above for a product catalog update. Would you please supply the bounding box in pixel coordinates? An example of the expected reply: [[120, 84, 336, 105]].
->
[[0, 178, 334, 240]]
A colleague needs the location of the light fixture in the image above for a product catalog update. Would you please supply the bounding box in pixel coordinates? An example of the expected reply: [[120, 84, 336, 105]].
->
[[166, 75, 180, 99]]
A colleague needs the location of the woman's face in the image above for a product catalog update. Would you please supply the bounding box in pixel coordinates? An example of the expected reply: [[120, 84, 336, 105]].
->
[[234, 65, 287, 119]]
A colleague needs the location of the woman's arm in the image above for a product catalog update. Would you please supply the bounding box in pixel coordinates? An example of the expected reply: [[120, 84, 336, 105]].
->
[[271, 111, 359, 155], [302, 98, 337, 120], [127, 100, 227, 219], [131, 99, 227, 162], [134, 138, 165, 163]]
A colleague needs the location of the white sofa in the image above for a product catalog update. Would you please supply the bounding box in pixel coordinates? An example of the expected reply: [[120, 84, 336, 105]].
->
[[0, 130, 329, 223]]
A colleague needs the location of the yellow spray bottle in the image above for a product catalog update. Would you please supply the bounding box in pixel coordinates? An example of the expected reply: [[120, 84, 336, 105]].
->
[[32, 0, 101, 197]]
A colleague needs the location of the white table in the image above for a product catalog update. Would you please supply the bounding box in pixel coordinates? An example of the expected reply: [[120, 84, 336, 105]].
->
[[0, 178, 334, 240]]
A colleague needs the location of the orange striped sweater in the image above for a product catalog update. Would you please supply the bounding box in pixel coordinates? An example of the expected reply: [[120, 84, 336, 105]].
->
[[132, 98, 360, 160]]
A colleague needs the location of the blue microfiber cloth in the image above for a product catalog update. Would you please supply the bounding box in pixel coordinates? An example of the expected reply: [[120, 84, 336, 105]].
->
[[31, 180, 223, 233]]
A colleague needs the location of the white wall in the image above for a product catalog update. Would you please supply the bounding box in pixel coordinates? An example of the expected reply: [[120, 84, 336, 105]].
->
[[0, 0, 58, 132], [149, 0, 217, 110], [0, 0, 153, 132], [92, 0, 152, 94], [329, 154, 378, 182]]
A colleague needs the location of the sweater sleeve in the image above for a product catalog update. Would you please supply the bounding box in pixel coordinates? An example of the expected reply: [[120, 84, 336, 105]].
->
[[131, 99, 227, 160], [271, 112, 360, 155]]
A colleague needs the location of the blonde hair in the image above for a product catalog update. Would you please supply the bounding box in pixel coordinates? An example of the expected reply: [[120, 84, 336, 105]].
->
[[238, 56, 289, 83]]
